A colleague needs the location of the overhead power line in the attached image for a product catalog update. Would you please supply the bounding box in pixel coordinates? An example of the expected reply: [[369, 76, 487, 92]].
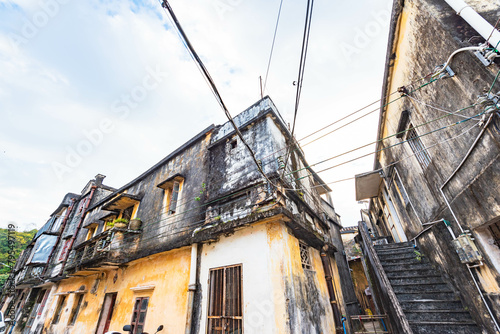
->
[[119, 116, 483, 246], [282, 0, 315, 178], [263, 0, 285, 94], [159, 0, 274, 187]]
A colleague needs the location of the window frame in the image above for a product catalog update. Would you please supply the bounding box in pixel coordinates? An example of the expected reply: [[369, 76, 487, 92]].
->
[[130, 297, 149, 334], [206, 264, 243, 334], [52, 295, 67, 324], [299, 242, 313, 270], [405, 124, 432, 169], [68, 293, 84, 326]]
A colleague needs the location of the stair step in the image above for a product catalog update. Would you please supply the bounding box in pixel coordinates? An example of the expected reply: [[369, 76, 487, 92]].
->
[[392, 283, 450, 293], [374, 241, 415, 249], [395, 291, 456, 301], [376, 246, 416, 255], [377, 252, 421, 261], [409, 321, 481, 334], [389, 275, 444, 285], [380, 257, 429, 265], [400, 300, 465, 311], [405, 309, 473, 322], [382, 262, 434, 272], [386, 268, 438, 277]]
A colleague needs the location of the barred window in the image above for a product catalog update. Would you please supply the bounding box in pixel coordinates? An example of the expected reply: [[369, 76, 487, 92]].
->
[[300, 242, 312, 270], [207, 265, 242, 334], [406, 125, 431, 168]]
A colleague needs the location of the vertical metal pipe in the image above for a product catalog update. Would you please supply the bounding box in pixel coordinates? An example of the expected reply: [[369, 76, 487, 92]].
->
[[185, 243, 198, 334], [320, 251, 343, 334]]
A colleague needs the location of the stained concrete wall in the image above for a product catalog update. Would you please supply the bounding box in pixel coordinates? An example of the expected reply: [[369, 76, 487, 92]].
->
[[372, 0, 500, 332], [197, 220, 336, 334]]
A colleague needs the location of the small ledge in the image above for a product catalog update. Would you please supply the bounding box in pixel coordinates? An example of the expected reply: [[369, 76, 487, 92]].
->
[[130, 285, 155, 292]]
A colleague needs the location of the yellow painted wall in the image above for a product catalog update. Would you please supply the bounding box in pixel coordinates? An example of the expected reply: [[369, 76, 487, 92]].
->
[[266, 221, 336, 332], [43, 246, 191, 334]]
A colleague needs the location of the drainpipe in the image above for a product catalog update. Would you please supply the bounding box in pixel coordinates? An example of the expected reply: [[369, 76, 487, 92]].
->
[[439, 113, 494, 233], [438, 113, 500, 332], [444, 0, 500, 48], [185, 243, 198, 334], [59, 186, 97, 276], [320, 249, 343, 334], [42, 198, 76, 277]]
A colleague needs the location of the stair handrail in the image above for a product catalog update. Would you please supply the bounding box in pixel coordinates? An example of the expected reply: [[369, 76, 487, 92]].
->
[[357, 221, 414, 334]]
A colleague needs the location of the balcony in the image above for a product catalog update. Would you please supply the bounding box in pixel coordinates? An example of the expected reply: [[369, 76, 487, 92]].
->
[[15, 265, 45, 287], [64, 228, 141, 273]]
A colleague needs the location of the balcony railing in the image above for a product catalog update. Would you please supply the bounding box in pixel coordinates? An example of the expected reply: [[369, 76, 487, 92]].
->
[[65, 227, 141, 271], [65, 229, 114, 270], [15, 265, 45, 285]]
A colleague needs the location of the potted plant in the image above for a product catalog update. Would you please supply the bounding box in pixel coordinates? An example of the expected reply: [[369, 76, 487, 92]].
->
[[129, 218, 142, 230], [113, 218, 129, 229], [106, 221, 115, 228]]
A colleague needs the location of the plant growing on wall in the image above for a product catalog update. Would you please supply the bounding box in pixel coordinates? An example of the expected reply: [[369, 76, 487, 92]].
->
[[195, 182, 206, 201], [414, 250, 423, 261]]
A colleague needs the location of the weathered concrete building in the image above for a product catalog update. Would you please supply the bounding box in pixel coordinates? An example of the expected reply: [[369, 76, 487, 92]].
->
[[355, 0, 500, 333], [3, 97, 357, 334]]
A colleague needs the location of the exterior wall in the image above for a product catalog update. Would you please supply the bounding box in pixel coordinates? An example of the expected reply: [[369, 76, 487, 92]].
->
[[371, 0, 500, 332], [43, 246, 191, 334], [197, 221, 335, 334]]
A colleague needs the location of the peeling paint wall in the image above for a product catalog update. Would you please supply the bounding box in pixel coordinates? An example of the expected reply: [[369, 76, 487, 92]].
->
[[43, 247, 191, 334], [197, 221, 336, 334], [372, 0, 500, 332]]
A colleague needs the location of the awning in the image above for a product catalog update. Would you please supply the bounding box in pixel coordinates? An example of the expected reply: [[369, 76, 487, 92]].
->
[[102, 193, 142, 211], [157, 174, 184, 190], [355, 170, 383, 201]]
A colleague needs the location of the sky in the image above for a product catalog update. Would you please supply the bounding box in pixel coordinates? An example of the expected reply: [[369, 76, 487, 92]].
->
[[0, 0, 392, 231]]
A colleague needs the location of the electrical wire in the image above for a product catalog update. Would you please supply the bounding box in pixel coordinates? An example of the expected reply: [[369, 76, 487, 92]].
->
[[407, 95, 481, 120], [159, 0, 274, 187], [292, 108, 485, 179], [282, 119, 481, 192], [114, 118, 483, 246], [262, 0, 284, 94], [107, 102, 482, 235], [281, 0, 314, 178], [488, 69, 500, 95], [486, 17, 500, 46]]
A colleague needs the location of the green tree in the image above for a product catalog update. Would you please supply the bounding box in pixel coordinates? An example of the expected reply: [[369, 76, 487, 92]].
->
[[0, 228, 38, 275]]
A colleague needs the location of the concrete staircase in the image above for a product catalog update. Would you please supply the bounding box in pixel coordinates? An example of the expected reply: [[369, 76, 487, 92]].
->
[[374, 242, 482, 334]]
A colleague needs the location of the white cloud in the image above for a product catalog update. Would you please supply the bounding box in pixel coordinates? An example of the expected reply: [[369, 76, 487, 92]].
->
[[0, 0, 392, 230]]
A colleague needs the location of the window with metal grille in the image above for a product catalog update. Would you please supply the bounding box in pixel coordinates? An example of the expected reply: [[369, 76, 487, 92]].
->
[[131, 297, 149, 334], [207, 265, 242, 334], [68, 294, 84, 325], [406, 125, 431, 168], [299, 242, 312, 270], [489, 222, 500, 248]]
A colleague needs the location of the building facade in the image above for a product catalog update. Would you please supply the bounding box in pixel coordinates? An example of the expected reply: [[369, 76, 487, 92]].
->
[[356, 0, 500, 333], [3, 97, 356, 334]]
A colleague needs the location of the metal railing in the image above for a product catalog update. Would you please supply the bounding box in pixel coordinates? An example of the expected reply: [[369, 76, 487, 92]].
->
[[357, 221, 413, 334], [65, 230, 114, 270], [350, 314, 391, 334]]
